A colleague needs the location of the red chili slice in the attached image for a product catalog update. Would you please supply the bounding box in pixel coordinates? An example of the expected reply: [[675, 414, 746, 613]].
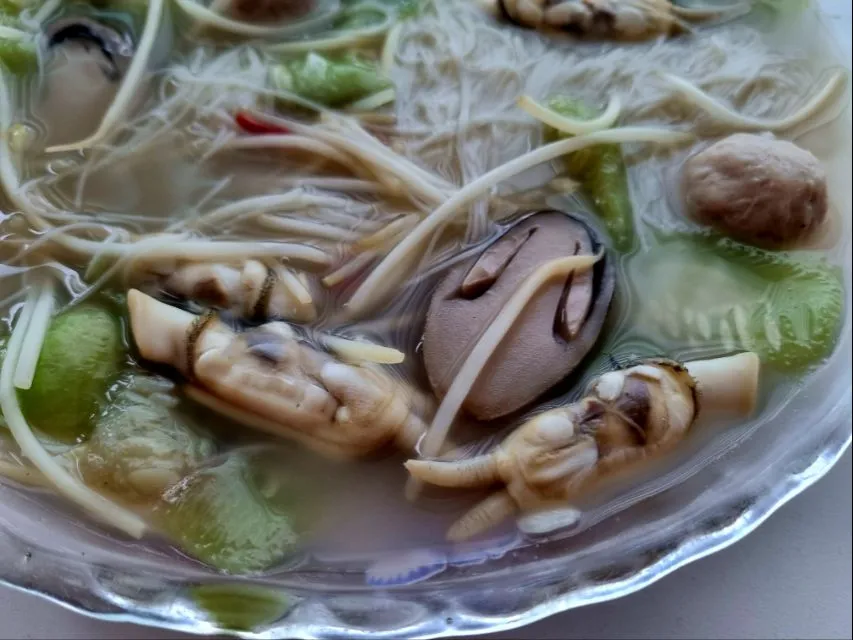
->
[[235, 110, 290, 135]]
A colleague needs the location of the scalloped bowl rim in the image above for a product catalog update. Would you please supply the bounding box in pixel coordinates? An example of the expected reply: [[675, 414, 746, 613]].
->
[[1, 429, 849, 639]]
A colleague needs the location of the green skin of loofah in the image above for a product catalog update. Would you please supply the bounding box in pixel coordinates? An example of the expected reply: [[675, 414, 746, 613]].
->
[[633, 234, 844, 372], [17, 305, 125, 443], [154, 455, 314, 574]]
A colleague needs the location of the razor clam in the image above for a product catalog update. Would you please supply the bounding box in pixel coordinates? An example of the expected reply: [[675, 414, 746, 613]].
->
[[406, 352, 761, 541], [127, 290, 431, 460]]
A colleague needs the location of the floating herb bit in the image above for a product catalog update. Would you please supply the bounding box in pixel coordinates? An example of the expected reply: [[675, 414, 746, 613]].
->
[[633, 235, 844, 371], [155, 454, 312, 574], [546, 96, 636, 253], [18, 305, 124, 443]]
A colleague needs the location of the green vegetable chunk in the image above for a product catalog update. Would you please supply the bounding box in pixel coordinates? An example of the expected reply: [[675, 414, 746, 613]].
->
[[546, 96, 636, 253], [189, 584, 292, 631], [77, 375, 215, 502], [0, 0, 35, 13], [155, 455, 311, 574], [271, 52, 392, 107], [0, 7, 37, 75], [19, 305, 124, 443], [633, 235, 844, 372], [0, 38, 36, 75]]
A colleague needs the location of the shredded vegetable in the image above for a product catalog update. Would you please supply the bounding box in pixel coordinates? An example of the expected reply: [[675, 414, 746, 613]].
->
[[659, 69, 848, 132], [518, 94, 621, 135], [12, 283, 54, 390], [321, 335, 405, 364]]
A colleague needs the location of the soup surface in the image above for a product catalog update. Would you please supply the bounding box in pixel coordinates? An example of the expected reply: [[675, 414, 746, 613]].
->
[[0, 0, 849, 582]]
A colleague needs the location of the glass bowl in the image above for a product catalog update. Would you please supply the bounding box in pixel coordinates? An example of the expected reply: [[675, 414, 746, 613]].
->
[[1, 4, 851, 639]]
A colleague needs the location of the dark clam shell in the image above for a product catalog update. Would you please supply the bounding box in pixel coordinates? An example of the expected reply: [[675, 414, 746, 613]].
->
[[45, 17, 134, 81], [423, 209, 616, 421]]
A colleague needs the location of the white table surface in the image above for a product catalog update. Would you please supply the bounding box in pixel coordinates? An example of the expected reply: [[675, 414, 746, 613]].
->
[[2, 4, 852, 640]]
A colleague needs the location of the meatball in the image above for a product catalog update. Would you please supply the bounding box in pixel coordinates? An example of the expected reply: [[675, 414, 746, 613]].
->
[[682, 133, 828, 248]]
